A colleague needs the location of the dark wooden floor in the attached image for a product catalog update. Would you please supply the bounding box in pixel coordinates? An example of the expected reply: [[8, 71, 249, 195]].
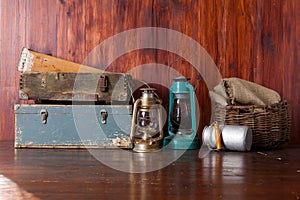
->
[[0, 141, 299, 200]]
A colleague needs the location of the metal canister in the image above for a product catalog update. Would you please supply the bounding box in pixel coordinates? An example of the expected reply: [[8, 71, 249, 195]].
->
[[202, 124, 253, 151]]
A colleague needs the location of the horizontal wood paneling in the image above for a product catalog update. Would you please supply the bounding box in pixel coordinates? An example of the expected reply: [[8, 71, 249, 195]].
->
[[0, 0, 299, 143]]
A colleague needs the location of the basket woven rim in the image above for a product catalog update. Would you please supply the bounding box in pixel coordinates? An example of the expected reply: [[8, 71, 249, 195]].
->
[[225, 100, 287, 109]]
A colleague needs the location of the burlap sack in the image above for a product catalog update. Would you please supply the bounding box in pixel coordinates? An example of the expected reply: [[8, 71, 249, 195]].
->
[[222, 78, 281, 105], [209, 91, 227, 106]]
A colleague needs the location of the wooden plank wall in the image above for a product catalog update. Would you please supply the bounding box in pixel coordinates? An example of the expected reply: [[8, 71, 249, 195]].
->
[[0, 0, 299, 143]]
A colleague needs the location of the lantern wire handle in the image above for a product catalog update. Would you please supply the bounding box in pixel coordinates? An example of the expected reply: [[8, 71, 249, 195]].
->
[[127, 76, 135, 103], [136, 80, 161, 100]]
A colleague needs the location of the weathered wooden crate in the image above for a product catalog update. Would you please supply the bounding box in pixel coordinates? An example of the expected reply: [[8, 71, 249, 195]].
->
[[19, 72, 133, 103], [18, 48, 104, 73], [14, 104, 132, 148]]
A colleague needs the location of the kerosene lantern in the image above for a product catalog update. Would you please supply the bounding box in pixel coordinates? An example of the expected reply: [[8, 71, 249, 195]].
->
[[163, 77, 200, 149], [130, 88, 164, 152]]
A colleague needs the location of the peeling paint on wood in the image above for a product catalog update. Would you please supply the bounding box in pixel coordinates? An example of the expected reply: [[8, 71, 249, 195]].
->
[[18, 48, 105, 73], [14, 104, 132, 148], [19, 72, 133, 103]]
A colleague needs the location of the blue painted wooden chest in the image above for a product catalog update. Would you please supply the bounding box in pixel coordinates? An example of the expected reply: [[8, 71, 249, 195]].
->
[[14, 104, 132, 148]]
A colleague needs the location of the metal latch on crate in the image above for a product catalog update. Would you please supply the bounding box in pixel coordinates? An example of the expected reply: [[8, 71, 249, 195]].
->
[[40, 109, 48, 124], [100, 109, 108, 124]]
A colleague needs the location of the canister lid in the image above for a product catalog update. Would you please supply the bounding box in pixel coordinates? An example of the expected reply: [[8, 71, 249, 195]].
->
[[173, 76, 190, 82], [171, 76, 192, 94], [140, 88, 156, 98]]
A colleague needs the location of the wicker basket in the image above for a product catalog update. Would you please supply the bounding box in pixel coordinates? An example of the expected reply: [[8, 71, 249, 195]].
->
[[212, 101, 290, 149]]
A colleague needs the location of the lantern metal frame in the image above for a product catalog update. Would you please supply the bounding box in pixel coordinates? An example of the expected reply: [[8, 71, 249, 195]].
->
[[163, 77, 200, 149], [130, 88, 164, 152]]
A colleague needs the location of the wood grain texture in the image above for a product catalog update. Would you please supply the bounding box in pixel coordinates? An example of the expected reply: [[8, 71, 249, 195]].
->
[[0, 0, 26, 140], [57, 0, 86, 63], [1, 141, 300, 199], [0, 0, 299, 143], [282, 0, 300, 143], [25, 0, 57, 55]]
